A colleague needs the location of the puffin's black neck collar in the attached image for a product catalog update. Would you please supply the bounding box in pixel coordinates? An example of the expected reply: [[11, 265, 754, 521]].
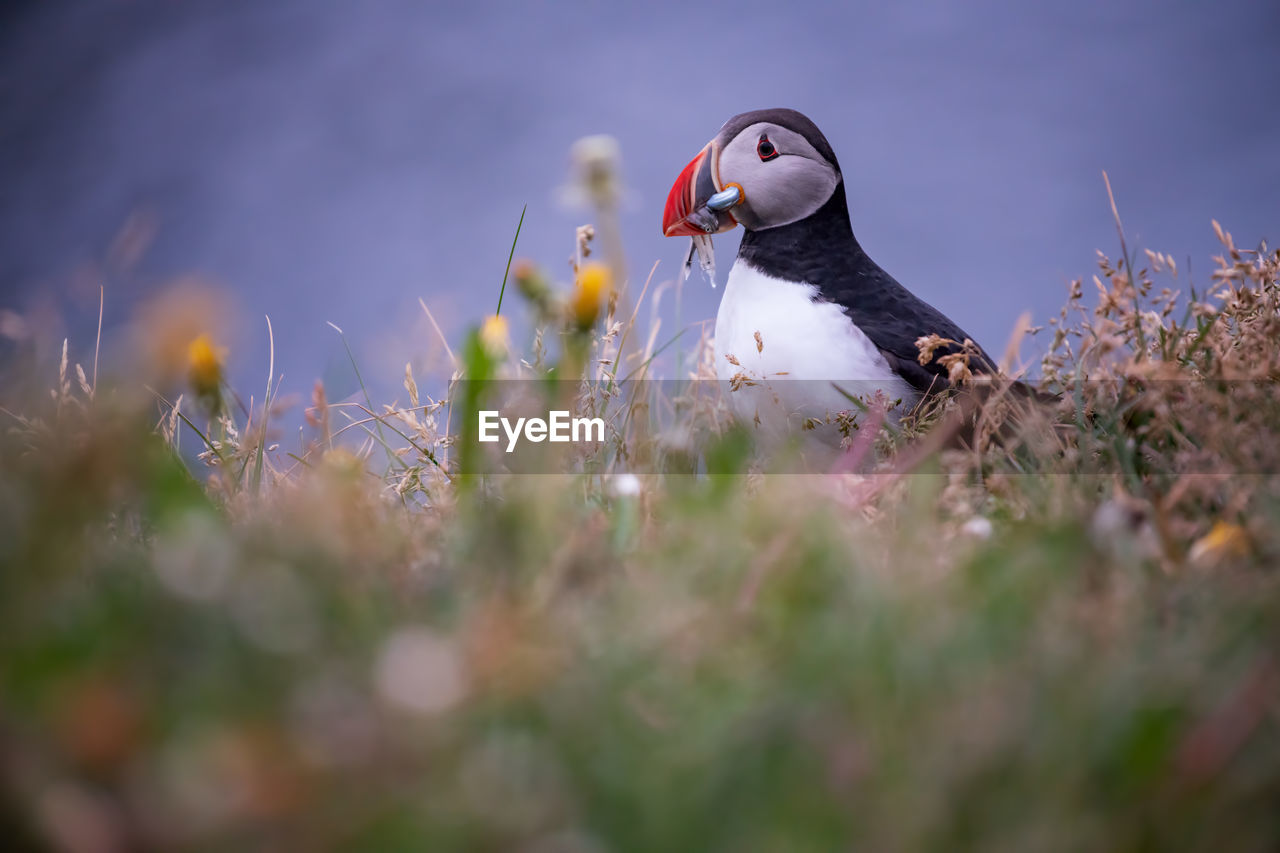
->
[[735, 182, 870, 286]]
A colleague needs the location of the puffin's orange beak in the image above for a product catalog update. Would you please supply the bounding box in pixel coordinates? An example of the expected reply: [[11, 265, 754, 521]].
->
[[662, 141, 738, 237]]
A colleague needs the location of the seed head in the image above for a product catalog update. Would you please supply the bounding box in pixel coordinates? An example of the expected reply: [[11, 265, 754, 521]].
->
[[569, 135, 621, 209]]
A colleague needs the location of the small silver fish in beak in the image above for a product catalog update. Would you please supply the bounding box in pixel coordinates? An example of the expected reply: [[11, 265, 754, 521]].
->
[[661, 141, 744, 237], [681, 233, 719, 288], [663, 141, 745, 288]]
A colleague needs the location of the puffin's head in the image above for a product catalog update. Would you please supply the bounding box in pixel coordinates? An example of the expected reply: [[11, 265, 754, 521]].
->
[[662, 108, 842, 237]]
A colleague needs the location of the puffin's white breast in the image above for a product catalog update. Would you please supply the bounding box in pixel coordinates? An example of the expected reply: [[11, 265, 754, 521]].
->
[[713, 260, 919, 429]]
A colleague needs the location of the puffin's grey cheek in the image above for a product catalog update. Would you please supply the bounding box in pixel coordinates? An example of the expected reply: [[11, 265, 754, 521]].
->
[[756, 161, 839, 227], [732, 207, 762, 231]]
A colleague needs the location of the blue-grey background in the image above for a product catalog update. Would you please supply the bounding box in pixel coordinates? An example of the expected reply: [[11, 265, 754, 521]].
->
[[2, 0, 1276, 404]]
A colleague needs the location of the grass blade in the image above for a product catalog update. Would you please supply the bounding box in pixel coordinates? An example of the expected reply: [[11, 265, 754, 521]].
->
[[495, 204, 527, 317], [327, 321, 404, 472]]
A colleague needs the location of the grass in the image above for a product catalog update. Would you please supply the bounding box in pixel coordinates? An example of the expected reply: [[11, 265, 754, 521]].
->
[[1, 165, 1279, 848]]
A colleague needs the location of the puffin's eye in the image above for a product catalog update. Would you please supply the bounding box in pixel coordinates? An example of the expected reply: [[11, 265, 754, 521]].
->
[[757, 136, 779, 161]]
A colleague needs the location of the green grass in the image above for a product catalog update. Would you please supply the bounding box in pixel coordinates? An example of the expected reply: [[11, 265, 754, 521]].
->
[[1, 212, 1278, 850]]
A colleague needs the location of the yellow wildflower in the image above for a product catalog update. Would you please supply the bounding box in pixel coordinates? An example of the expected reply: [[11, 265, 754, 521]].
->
[[513, 259, 543, 299], [513, 259, 559, 325], [571, 263, 613, 331], [479, 315, 510, 360], [187, 333, 226, 400], [1189, 521, 1249, 567], [132, 281, 230, 385]]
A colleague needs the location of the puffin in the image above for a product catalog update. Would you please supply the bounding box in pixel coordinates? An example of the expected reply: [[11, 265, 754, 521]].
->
[[662, 108, 998, 427]]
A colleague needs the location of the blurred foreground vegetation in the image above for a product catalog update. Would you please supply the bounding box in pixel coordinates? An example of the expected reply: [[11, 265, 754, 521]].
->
[[2, 212, 1279, 851]]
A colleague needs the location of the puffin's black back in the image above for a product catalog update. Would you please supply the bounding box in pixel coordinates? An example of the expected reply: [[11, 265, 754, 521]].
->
[[737, 181, 996, 393]]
